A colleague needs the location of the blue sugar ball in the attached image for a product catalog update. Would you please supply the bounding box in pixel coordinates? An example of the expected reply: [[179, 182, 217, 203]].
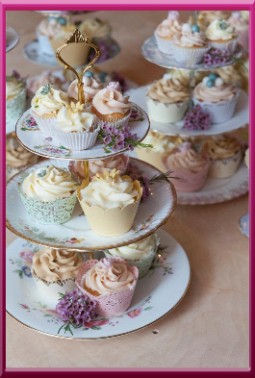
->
[[191, 24, 200, 33], [58, 17, 67, 26], [85, 71, 93, 77], [208, 73, 217, 80], [206, 79, 214, 88]]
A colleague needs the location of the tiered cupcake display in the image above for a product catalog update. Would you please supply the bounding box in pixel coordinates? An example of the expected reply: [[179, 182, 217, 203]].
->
[[7, 29, 191, 339], [129, 10, 248, 205]]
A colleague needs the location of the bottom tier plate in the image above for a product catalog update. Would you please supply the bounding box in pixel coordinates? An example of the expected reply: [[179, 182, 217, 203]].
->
[[6, 230, 190, 339]]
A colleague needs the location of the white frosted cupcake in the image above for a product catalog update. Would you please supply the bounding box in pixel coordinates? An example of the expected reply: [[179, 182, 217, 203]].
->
[[32, 248, 83, 301], [79, 17, 112, 40], [53, 102, 99, 151], [154, 11, 181, 54], [105, 233, 160, 278], [197, 11, 231, 29], [202, 136, 242, 178], [192, 74, 240, 123], [31, 84, 68, 135], [67, 71, 103, 103], [6, 72, 26, 126], [173, 23, 210, 65], [205, 19, 238, 54], [146, 73, 190, 123], [77, 169, 142, 237], [228, 11, 249, 51], [19, 165, 77, 224]]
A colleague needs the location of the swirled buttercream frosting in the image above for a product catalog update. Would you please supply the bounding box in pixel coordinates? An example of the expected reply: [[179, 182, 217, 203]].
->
[[193, 81, 236, 103], [37, 18, 64, 38], [175, 28, 207, 48], [155, 15, 181, 39], [68, 75, 103, 102], [147, 76, 190, 104], [55, 103, 98, 132], [166, 143, 208, 173], [31, 85, 68, 116], [197, 11, 231, 28], [202, 136, 241, 160], [141, 131, 182, 153], [206, 19, 236, 41], [215, 65, 243, 87], [92, 82, 131, 115], [79, 18, 111, 39], [6, 137, 39, 168]]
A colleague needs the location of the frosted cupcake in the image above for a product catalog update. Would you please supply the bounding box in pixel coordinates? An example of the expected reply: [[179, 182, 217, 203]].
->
[[105, 233, 160, 278], [215, 64, 243, 88], [146, 73, 190, 123], [31, 84, 68, 135], [192, 74, 240, 123], [154, 11, 181, 54], [19, 165, 77, 224], [6, 135, 40, 181], [228, 11, 249, 51], [67, 71, 103, 104], [202, 136, 242, 178], [164, 142, 210, 192], [6, 72, 26, 126], [77, 169, 142, 236], [53, 102, 99, 151], [92, 82, 132, 128], [79, 18, 111, 40], [27, 70, 67, 99], [76, 257, 139, 317], [173, 23, 210, 65], [32, 248, 83, 301], [205, 19, 238, 54], [197, 11, 231, 29]]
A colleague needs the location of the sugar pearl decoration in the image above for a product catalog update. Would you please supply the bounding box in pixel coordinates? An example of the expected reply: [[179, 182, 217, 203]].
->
[[215, 77, 224, 87], [191, 24, 200, 33], [202, 77, 209, 85], [182, 23, 191, 33]]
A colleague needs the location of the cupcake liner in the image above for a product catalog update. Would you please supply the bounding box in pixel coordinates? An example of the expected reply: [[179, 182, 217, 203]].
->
[[208, 37, 238, 54], [192, 90, 240, 124], [173, 44, 210, 65], [135, 147, 168, 172], [30, 109, 57, 136], [18, 183, 77, 224], [96, 108, 132, 129], [6, 87, 27, 126], [154, 32, 174, 54], [208, 150, 242, 178], [36, 30, 56, 58], [75, 260, 139, 317], [146, 97, 189, 123], [52, 125, 100, 151]]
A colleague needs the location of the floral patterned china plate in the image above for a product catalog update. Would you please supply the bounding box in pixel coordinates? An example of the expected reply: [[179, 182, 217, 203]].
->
[[6, 27, 20, 53], [15, 105, 149, 160], [6, 158, 176, 251], [6, 230, 190, 339]]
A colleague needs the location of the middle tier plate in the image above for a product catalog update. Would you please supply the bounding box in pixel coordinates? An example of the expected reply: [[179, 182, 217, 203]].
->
[[6, 158, 176, 251], [15, 105, 149, 161]]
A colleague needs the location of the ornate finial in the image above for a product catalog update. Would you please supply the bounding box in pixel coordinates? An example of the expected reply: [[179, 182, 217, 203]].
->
[[66, 28, 87, 43]]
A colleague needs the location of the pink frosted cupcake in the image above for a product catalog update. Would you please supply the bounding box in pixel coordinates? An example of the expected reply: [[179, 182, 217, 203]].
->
[[228, 11, 249, 52], [67, 71, 103, 104], [164, 142, 210, 192], [154, 11, 181, 54], [75, 257, 139, 317]]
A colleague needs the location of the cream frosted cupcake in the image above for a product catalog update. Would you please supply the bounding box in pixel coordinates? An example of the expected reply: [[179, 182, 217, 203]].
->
[[27, 70, 67, 99], [135, 130, 183, 172], [77, 169, 142, 237], [6, 72, 26, 126], [6, 136, 40, 181], [92, 82, 132, 127], [215, 64, 243, 88], [79, 17, 111, 40], [67, 71, 103, 103], [32, 248, 83, 301], [154, 11, 181, 54], [31, 84, 68, 135], [146, 73, 190, 123], [205, 19, 238, 54], [173, 23, 210, 65], [105, 233, 160, 278], [197, 11, 231, 29], [19, 165, 77, 224], [228, 11, 249, 51], [202, 136, 242, 178], [75, 257, 139, 317], [192, 74, 240, 123], [53, 102, 99, 151], [164, 142, 210, 192]]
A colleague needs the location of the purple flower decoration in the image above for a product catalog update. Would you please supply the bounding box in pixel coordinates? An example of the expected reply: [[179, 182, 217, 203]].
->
[[183, 105, 211, 131], [126, 162, 150, 202], [56, 289, 97, 327], [203, 48, 231, 67], [21, 266, 32, 277]]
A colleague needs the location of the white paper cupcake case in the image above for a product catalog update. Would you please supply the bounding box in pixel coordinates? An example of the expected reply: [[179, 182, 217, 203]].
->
[[192, 90, 240, 124], [98, 109, 132, 129], [6, 87, 26, 126], [208, 150, 242, 178], [154, 32, 174, 54], [31, 109, 57, 136], [173, 44, 210, 65], [208, 38, 238, 54], [36, 29, 56, 58], [52, 126, 100, 151], [146, 97, 190, 123]]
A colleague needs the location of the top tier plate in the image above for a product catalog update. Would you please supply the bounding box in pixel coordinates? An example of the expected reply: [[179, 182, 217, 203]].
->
[[15, 105, 150, 161], [142, 36, 243, 71]]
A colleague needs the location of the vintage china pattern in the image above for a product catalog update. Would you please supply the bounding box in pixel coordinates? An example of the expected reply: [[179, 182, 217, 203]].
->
[[6, 158, 176, 251], [6, 27, 20, 52], [127, 86, 248, 137], [142, 36, 243, 71], [6, 230, 190, 339], [239, 213, 249, 237], [177, 163, 248, 205], [15, 106, 149, 161]]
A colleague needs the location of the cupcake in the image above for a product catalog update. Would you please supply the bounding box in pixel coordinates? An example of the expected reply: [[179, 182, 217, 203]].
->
[[205, 19, 238, 54], [79, 17, 112, 41], [164, 142, 210, 192], [192, 74, 240, 123], [215, 64, 243, 88], [92, 82, 132, 127], [75, 257, 139, 317], [135, 130, 182, 172], [202, 136, 242, 178], [6, 71, 26, 126], [27, 70, 67, 99], [32, 248, 83, 301], [53, 102, 99, 151], [77, 169, 143, 237], [6, 135, 40, 181], [105, 233, 160, 278], [67, 71, 103, 103], [146, 73, 190, 123], [19, 165, 77, 224], [31, 84, 68, 135], [173, 23, 210, 65], [228, 11, 249, 52], [154, 11, 181, 54], [197, 11, 231, 29]]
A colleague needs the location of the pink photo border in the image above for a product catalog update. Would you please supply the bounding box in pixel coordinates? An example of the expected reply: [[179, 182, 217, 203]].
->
[[1, 0, 254, 376]]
